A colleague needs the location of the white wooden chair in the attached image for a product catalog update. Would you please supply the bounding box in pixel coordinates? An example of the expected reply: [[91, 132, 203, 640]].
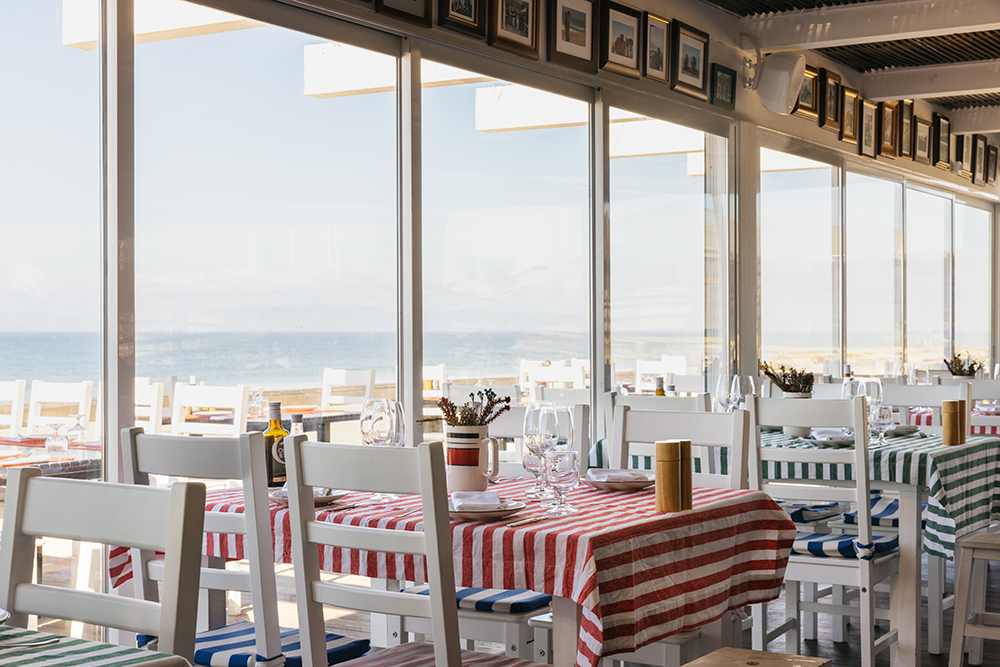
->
[[122, 427, 369, 667], [0, 379, 26, 436], [422, 364, 448, 401], [948, 526, 1000, 667], [321, 368, 376, 409], [940, 378, 1000, 433], [0, 467, 206, 661], [525, 364, 585, 402], [603, 390, 711, 443], [25, 380, 93, 435], [135, 380, 165, 435], [489, 404, 590, 478], [634, 359, 671, 394], [881, 382, 972, 435], [535, 386, 589, 408], [747, 396, 899, 667], [518, 359, 565, 393], [284, 436, 546, 667], [171, 384, 248, 437]]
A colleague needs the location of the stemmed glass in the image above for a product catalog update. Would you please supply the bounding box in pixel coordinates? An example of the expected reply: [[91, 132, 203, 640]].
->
[[870, 405, 893, 446], [523, 402, 557, 500], [910, 364, 930, 385], [67, 414, 89, 445], [360, 399, 401, 501], [45, 422, 68, 456], [545, 450, 580, 515], [552, 408, 574, 452], [858, 377, 883, 411], [715, 375, 739, 413]]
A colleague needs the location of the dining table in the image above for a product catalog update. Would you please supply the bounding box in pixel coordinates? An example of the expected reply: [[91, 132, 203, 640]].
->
[[0, 624, 190, 667], [109, 478, 796, 667], [0, 436, 102, 500]]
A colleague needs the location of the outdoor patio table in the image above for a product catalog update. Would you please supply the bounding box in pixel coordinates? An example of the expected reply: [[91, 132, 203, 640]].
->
[[109, 479, 795, 667]]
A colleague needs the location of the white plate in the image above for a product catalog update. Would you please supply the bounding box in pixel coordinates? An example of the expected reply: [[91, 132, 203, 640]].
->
[[269, 488, 350, 507], [448, 500, 526, 521], [885, 425, 920, 437], [800, 437, 854, 448], [581, 476, 655, 492], [0, 608, 8, 624]]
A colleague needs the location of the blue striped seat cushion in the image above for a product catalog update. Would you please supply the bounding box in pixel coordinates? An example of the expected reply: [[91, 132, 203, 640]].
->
[[775, 500, 842, 524], [403, 585, 551, 614], [142, 621, 370, 667], [791, 531, 899, 560], [843, 496, 928, 528]]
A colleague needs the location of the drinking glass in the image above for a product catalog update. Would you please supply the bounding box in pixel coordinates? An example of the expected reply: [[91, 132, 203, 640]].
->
[[910, 364, 930, 385], [715, 375, 738, 413], [857, 378, 883, 410], [45, 423, 68, 456], [552, 408, 575, 452], [545, 450, 580, 515], [66, 414, 89, 445], [360, 399, 397, 501], [521, 443, 545, 497], [386, 401, 406, 448], [523, 402, 557, 499], [870, 405, 893, 446]]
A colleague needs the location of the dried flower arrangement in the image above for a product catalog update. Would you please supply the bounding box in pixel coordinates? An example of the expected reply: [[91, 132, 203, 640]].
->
[[758, 360, 815, 394], [421, 388, 512, 427], [943, 353, 985, 377]]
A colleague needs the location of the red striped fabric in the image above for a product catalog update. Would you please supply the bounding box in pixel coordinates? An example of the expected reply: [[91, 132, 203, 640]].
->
[[910, 407, 1000, 435], [109, 481, 794, 667]]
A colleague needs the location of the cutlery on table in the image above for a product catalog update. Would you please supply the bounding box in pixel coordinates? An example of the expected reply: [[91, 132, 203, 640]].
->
[[395, 507, 422, 518], [505, 515, 556, 528]]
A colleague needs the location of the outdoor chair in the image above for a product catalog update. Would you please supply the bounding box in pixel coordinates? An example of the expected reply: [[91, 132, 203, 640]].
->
[[25, 380, 93, 435], [321, 368, 376, 410], [171, 384, 249, 437], [0, 379, 26, 436]]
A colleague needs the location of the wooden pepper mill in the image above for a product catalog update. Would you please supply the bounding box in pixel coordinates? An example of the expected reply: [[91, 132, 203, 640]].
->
[[942, 400, 961, 446], [655, 439, 692, 512], [958, 399, 967, 444]]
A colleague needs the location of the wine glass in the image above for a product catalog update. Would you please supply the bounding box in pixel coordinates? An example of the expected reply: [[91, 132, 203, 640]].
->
[[45, 422, 68, 456], [863, 377, 883, 410], [551, 408, 575, 452], [386, 401, 406, 448], [360, 399, 397, 501], [66, 414, 88, 445], [521, 443, 546, 499], [545, 450, 580, 515], [715, 376, 738, 413], [870, 405, 893, 446], [523, 402, 557, 500], [910, 364, 930, 385]]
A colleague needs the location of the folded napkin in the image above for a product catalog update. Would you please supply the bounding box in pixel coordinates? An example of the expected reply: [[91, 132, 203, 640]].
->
[[451, 491, 504, 511], [811, 428, 854, 442], [587, 469, 650, 483], [277, 484, 332, 498]]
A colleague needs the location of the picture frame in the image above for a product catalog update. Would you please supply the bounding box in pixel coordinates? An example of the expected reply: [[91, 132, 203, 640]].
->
[[489, 0, 539, 59], [710, 63, 736, 110], [642, 13, 669, 82], [956, 134, 973, 179], [600, 1, 641, 78], [439, 0, 486, 37], [932, 113, 951, 170], [549, 0, 597, 73], [793, 65, 819, 120], [989, 145, 998, 186], [899, 100, 913, 159], [377, 0, 432, 27], [669, 20, 709, 101], [879, 100, 898, 158], [913, 116, 932, 165], [859, 98, 878, 158], [973, 134, 988, 184], [818, 68, 841, 133], [840, 86, 858, 144]]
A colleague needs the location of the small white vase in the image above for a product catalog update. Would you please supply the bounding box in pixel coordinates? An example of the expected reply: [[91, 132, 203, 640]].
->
[[782, 391, 813, 438]]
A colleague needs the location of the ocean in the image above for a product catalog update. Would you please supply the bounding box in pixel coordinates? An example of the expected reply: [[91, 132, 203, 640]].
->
[[0, 330, 707, 391]]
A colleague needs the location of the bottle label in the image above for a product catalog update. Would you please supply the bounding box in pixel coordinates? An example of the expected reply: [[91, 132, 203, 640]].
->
[[272, 440, 286, 464]]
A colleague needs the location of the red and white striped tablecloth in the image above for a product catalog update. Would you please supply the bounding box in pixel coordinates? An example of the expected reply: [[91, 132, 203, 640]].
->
[[110, 480, 794, 667], [910, 407, 1000, 435]]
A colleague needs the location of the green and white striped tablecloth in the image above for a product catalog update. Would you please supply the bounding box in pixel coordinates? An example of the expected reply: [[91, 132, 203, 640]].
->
[[0, 626, 190, 667]]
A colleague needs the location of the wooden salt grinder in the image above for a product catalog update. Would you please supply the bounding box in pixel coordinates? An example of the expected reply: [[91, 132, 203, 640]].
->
[[655, 440, 682, 513], [942, 400, 961, 446]]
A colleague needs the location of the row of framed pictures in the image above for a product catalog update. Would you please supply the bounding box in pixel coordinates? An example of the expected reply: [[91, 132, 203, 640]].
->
[[380, 0, 737, 108], [792, 64, 998, 186]]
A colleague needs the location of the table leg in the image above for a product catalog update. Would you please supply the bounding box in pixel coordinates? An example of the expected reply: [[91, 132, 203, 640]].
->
[[551, 596, 583, 667], [317, 422, 330, 443], [897, 485, 922, 667]]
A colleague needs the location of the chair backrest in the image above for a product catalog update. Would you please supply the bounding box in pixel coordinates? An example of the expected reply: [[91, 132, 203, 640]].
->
[[0, 468, 205, 660], [135, 380, 165, 435], [0, 380, 26, 436], [881, 382, 972, 434], [668, 373, 706, 394], [122, 427, 282, 663], [604, 390, 711, 437], [441, 383, 522, 407], [634, 359, 670, 393], [941, 378, 1000, 431], [171, 384, 249, 437], [811, 383, 847, 399], [487, 404, 590, 477], [285, 437, 463, 667], [25, 380, 94, 435], [422, 364, 448, 400], [321, 368, 376, 409], [610, 406, 749, 489], [536, 386, 590, 407], [747, 395, 875, 549]]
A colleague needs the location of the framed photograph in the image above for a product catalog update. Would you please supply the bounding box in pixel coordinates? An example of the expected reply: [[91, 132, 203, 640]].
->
[[793, 66, 819, 120], [989, 145, 998, 186], [669, 20, 709, 101], [439, 0, 486, 37], [377, 0, 432, 26], [549, 0, 596, 72], [710, 63, 736, 110], [819, 69, 841, 133], [933, 113, 951, 170], [913, 116, 932, 165], [600, 1, 641, 78], [879, 100, 898, 158], [840, 86, 858, 144], [642, 13, 669, 82], [899, 100, 913, 159], [956, 134, 973, 178], [973, 134, 988, 184], [488, 0, 539, 59], [859, 98, 878, 158]]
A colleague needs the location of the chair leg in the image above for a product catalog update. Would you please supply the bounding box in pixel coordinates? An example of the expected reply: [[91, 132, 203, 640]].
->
[[504, 621, 534, 659], [949, 547, 975, 667], [785, 580, 800, 655], [802, 583, 818, 641], [832, 585, 849, 642], [532, 623, 552, 664], [859, 580, 876, 667], [968, 559, 987, 665], [751, 601, 768, 651], [928, 553, 946, 654]]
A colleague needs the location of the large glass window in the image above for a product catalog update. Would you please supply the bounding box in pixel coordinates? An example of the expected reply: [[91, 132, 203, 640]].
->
[[954, 202, 991, 362], [845, 172, 903, 375], [760, 149, 839, 373], [609, 112, 728, 396], [905, 188, 951, 367], [135, 5, 398, 446], [422, 66, 590, 409], [1, 0, 100, 637]]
